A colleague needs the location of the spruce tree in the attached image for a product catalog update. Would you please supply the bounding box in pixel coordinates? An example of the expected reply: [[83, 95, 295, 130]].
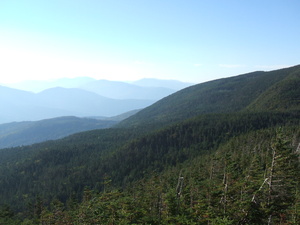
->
[[266, 129, 299, 224]]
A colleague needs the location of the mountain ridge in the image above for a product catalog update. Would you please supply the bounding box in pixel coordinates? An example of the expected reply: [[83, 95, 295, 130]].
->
[[0, 109, 140, 149], [78, 79, 176, 100], [0, 65, 299, 223], [246, 67, 300, 111], [0, 86, 154, 124], [118, 65, 300, 128], [3, 77, 193, 100]]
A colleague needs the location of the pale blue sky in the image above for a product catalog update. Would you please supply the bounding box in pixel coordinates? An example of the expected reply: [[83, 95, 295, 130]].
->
[[0, 0, 299, 83]]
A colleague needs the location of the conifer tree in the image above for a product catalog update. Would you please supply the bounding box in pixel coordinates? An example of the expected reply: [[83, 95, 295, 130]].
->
[[266, 129, 299, 224], [240, 155, 267, 224]]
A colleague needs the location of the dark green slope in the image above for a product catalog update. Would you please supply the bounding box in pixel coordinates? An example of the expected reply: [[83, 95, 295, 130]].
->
[[0, 127, 142, 210], [246, 67, 300, 111], [118, 65, 300, 127], [102, 112, 300, 186], [0, 116, 118, 149], [0, 111, 299, 212], [8, 126, 298, 224]]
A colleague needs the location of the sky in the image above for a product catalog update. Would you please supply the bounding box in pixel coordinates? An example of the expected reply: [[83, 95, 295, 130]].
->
[[0, 0, 299, 84]]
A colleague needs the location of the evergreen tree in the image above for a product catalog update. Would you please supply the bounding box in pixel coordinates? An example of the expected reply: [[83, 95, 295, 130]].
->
[[266, 129, 299, 224]]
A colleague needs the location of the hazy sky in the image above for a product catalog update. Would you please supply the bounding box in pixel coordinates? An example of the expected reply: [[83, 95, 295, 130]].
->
[[0, 0, 299, 83]]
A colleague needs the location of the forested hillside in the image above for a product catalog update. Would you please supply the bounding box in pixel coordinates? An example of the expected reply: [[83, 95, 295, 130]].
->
[[0, 66, 299, 224], [0, 109, 139, 149], [119, 65, 300, 128], [247, 68, 300, 111], [21, 126, 299, 224], [0, 116, 117, 149]]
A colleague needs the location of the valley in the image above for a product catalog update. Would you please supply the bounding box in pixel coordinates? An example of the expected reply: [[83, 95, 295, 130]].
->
[[0, 65, 299, 224]]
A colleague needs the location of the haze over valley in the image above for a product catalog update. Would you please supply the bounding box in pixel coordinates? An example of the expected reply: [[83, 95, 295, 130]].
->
[[0, 1, 299, 224], [0, 65, 299, 224], [0, 78, 192, 124]]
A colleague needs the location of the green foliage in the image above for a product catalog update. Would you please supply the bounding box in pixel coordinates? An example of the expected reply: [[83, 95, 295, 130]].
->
[[1, 124, 299, 224], [0, 111, 299, 216], [265, 129, 300, 224], [0, 205, 21, 225], [8, 126, 297, 224], [0, 127, 141, 212]]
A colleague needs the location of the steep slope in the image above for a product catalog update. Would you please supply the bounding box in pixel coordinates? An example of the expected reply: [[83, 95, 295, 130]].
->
[[118, 65, 300, 127], [0, 116, 117, 149], [246, 67, 300, 111]]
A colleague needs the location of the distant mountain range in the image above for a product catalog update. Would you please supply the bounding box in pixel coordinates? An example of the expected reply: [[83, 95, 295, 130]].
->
[[3, 77, 96, 93], [132, 78, 193, 90], [0, 78, 192, 124], [0, 116, 116, 149], [0, 65, 299, 222], [79, 80, 176, 100], [0, 110, 139, 149], [4, 77, 193, 99], [0, 85, 154, 124]]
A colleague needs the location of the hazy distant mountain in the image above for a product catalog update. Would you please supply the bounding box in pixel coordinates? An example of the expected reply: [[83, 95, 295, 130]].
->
[[89, 109, 141, 121], [0, 116, 118, 149], [0, 86, 154, 124], [4, 77, 193, 100], [132, 78, 193, 90], [0, 85, 33, 103], [5, 77, 96, 93], [0, 85, 70, 123], [35, 87, 153, 116], [0, 109, 141, 149], [0, 77, 193, 123], [79, 80, 176, 100]]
